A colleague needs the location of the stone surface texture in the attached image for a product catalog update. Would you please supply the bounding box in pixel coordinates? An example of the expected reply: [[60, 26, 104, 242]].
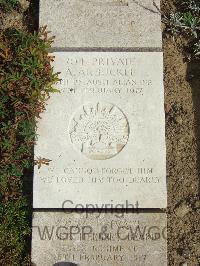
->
[[39, 0, 162, 48], [32, 212, 167, 266], [33, 52, 166, 209]]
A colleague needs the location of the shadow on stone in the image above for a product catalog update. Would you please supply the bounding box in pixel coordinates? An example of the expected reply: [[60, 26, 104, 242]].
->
[[53, 262, 78, 266], [132, 0, 160, 14]]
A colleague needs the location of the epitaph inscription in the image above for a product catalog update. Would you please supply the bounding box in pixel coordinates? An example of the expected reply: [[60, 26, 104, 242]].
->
[[33, 52, 166, 208], [69, 102, 129, 160]]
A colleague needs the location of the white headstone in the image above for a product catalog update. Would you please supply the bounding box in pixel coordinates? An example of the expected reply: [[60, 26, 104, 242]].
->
[[33, 52, 166, 209]]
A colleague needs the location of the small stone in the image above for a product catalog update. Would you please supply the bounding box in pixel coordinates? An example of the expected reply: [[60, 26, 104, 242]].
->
[[164, 103, 171, 114], [195, 200, 200, 209], [175, 202, 191, 218], [180, 263, 187, 266], [182, 249, 191, 259], [175, 115, 183, 125], [19, 0, 29, 10]]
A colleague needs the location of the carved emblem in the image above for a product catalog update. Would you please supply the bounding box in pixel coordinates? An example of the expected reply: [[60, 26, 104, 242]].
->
[[69, 102, 129, 160]]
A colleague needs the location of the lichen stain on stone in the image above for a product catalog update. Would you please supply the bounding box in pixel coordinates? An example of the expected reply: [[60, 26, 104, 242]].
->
[[116, 143, 124, 153]]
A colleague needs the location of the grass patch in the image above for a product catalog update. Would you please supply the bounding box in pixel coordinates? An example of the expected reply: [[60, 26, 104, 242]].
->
[[0, 0, 20, 12], [0, 27, 60, 265], [163, 0, 200, 57]]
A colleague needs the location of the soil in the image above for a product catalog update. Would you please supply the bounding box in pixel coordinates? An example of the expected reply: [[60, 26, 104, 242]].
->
[[164, 36, 200, 265], [0, 0, 200, 265], [161, 1, 200, 265]]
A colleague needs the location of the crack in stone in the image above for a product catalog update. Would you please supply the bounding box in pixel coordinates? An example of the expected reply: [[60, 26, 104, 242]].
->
[[79, 0, 129, 7]]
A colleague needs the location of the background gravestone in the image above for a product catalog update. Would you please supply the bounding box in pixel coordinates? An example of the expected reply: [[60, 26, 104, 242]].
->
[[39, 0, 162, 48]]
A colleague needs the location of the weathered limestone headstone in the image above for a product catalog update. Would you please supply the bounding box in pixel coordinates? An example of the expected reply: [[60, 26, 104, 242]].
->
[[39, 0, 162, 49], [33, 52, 166, 209], [32, 212, 167, 266]]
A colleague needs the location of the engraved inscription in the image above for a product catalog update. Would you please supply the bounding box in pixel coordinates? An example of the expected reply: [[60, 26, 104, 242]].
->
[[32, 213, 167, 265], [69, 102, 129, 160]]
